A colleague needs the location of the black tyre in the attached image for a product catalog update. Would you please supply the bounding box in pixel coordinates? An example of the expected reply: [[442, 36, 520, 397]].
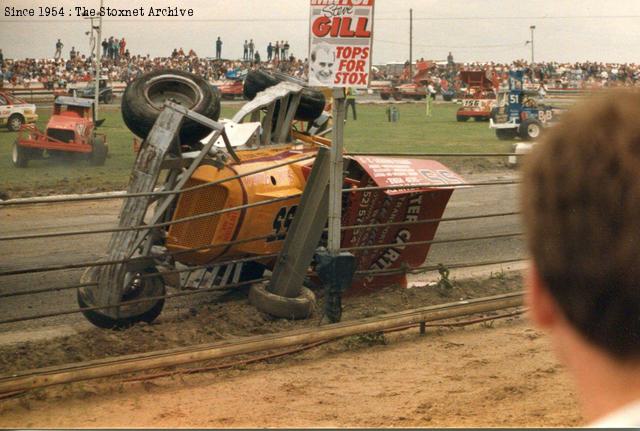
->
[[456, 114, 469, 122], [121, 69, 221, 145], [518, 118, 543, 141], [243, 70, 325, 121], [11, 141, 28, 168], [249, 283, 316, 319], [442, 93, 454, 102], [380, 93, 390, 100], [7, 114, 24, 132], [496, 128, 517, 140], [89, 136, 108, 166], [77, 265, 166, 329]]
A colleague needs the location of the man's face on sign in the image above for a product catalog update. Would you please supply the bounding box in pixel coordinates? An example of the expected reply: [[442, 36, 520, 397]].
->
[[311, 47, 335, 84]]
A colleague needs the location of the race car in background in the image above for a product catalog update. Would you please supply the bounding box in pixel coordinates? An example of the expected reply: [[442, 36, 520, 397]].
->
[[456, 70, 497, 122], [490, 70, 557, 141], [0, 91, 38, 131]]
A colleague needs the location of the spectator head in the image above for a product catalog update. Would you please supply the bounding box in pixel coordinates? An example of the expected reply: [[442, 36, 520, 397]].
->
[[523, 90, 640, 360]]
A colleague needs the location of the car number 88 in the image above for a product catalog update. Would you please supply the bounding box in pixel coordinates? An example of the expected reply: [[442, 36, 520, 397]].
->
[[537, 110, 553, 122]]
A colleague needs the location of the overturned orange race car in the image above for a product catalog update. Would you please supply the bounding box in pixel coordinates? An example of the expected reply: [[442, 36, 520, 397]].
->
[[77, 69, 466, 329]]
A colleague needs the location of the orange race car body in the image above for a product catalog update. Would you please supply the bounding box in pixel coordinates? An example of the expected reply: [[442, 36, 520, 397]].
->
[[166, 144, 465, 292]]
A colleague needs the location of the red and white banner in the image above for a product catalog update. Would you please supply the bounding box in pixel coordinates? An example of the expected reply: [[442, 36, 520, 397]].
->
[[308, 0, 375, 88]]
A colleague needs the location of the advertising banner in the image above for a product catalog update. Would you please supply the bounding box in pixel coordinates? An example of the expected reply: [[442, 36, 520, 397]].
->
[[308, 0, 375, 88]]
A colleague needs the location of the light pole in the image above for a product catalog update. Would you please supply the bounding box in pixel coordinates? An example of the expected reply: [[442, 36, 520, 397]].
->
[[84, 0, 103, 120], [409, 8, 413, 80], [529, 25, 535, 64]]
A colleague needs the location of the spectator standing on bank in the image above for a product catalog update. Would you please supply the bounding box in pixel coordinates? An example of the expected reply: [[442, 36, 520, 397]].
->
[[0, 49, 4, 67], [267, 42, 273, 61], [119, 38, 126, 57], [107, 36, 114, 59], [249, 39, 255, 59], [274, 41, 280, 60], [215, 37, 223, 59], [54, 39, 63, 59], [283, 41, 290, 58], [522, 91, 640, 427], [254, 50, 261, 65], [345, 87, 357, 120], [113, 39, 120, 61], [69, 46, 77, 61], [243, 40, 249, 61]]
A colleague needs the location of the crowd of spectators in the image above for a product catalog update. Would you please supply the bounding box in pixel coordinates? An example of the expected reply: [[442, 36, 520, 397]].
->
[[0, 47, 308, 89], [1, 41, 639, 91], [373, 58, 640, 90]]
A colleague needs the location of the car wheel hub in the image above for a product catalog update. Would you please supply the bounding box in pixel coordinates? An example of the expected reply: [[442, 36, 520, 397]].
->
[[528, 124, 540, 138], [143, 74, 203, 111]]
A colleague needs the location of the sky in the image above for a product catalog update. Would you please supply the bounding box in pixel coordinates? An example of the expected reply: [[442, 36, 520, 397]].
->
[[1, 0, 639, 64]]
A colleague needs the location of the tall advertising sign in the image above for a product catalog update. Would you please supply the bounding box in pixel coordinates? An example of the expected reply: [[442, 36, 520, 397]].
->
[[308, 0, 375, 88]]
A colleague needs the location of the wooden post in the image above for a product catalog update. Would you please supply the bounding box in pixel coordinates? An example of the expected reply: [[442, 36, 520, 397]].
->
[[328, 88, 346, 255], [268, 147, 331, 298]]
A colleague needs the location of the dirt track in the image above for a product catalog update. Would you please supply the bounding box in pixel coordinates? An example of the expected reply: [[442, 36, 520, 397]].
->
[[0, 316, 582, 427], [0, 168, 579, 428]]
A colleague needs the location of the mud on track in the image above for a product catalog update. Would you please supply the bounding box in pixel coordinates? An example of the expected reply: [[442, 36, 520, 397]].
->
[[0, 273, 582, 427]]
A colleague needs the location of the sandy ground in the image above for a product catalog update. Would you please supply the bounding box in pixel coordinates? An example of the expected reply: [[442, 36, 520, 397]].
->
[[0, 316, 582, 428]]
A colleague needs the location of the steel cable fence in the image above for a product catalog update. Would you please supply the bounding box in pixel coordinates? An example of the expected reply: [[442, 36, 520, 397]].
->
[[0, 147, 524, 326], [0, 255, 527, 326], [0, 181, 517, 243], [0, 154, 316, 207]]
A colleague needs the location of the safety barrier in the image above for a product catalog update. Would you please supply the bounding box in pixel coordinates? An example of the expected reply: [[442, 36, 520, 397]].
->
[[0, 150, 524, 327]]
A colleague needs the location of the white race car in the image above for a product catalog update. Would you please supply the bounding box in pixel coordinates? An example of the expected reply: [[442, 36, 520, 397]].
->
[[0, 91, 38, 131]]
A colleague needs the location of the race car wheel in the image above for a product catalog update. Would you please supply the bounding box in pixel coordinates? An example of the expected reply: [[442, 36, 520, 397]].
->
[[249, 283, 316, 319], [89, 136, 108, 166], [380, 93, 390, 100], [496, 128, 517, 140], [77, 264, 166, 329], [243, 70, 325, 121], [11, 141, 28, 168], [121, 69, 221, 145], [519, 119, 543, 141], [7, 114, 24, 132], [456, 114, 469, 122]]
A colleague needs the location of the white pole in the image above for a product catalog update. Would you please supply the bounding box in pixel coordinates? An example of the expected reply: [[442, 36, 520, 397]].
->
[[530, 25, 535, 64], [94, 0, 103, 120]]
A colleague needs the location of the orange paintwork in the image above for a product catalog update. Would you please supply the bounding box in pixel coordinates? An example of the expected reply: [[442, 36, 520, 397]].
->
[[166, 149, 314, 265]]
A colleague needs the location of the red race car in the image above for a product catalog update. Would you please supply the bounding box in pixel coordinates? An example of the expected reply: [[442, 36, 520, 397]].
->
[[12, 96, 107, 167], [456, 70, 498, 122]]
